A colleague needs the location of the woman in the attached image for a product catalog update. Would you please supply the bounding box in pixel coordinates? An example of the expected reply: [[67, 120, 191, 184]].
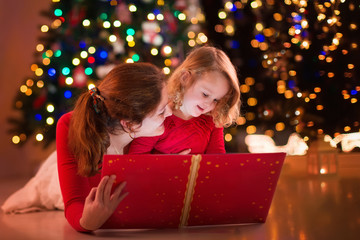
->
[[56, 62, 172, 232]]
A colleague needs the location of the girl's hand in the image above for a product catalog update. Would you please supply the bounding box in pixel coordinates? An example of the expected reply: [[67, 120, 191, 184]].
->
[[178, 149, 191, 155], [80, 175, 128, 231]]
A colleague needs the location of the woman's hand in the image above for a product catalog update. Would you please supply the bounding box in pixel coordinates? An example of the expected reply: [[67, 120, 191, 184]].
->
[[178, 149, 191, 155], [80, 175, 128, 231]]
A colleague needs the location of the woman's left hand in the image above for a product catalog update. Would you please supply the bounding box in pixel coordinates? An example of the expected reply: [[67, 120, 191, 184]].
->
[[79, 175, 128, 231]]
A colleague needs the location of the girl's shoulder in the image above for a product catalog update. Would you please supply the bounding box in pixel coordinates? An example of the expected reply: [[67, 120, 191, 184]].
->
[[195, 114, 216, 128]]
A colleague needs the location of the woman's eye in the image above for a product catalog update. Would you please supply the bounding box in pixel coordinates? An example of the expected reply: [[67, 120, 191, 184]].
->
[[213, 99, 219, 103], [203, 93, 208, 97]]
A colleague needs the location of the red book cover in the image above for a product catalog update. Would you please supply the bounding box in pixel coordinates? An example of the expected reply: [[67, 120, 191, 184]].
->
[[101, 153, 285, 229]]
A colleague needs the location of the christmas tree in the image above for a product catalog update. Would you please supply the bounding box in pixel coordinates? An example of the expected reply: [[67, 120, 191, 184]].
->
[[208, 0, 360, 152], [9, 0, 207, 147]]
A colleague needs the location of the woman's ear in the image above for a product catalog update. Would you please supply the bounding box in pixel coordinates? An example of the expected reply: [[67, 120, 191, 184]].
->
[[120, 120, 131, 132]]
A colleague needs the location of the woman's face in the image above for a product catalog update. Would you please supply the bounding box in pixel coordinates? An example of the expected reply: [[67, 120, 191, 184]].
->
[[135, 85, 172, 137]]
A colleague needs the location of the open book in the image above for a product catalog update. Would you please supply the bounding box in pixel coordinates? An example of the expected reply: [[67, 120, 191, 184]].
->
[[101, 152, 286, 228]]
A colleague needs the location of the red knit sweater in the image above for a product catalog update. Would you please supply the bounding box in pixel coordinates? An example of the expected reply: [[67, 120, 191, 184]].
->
[[128, 114, 225, 154]]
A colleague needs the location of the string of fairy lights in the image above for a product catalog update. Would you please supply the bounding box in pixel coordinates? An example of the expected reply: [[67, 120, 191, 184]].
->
[[219, 0, 359, 145], [11, 0, 207, 145], [10, 0, 360, 151]]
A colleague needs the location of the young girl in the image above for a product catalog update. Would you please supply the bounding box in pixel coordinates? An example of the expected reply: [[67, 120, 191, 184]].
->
[[128, 46, 241, 154], [56, 63, 172, 232]]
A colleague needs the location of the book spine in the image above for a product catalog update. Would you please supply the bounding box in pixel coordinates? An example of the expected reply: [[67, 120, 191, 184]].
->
[[179, 154, 202, 227]]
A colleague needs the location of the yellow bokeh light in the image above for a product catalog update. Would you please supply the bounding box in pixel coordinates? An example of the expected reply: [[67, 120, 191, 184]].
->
[[240, 84, 250, 93], [178, 13, 186, 21], [245, 77, 255, 86], [103, 21, 111, 29], [79, 51, 87, 59], [26, 79, 34, 87], [25, 89, 32, 96], [88, 46, 96, 54], [35, 68, 43, 76], [289, 70, 297, 76], [251, 39, 259, 48], [255, 23, 264, 31], [83, 19, 90, 27], [43, 58, 51, 65], [128, 41, 135, 47], [190, 17, 199, 25], [36, 133, 44, 142], [246, 125, 257, 134], [31, 64, 38, 71], [109, 35, 117, 42], [157, 14, 164, 21], [284, 90, 293, 99], [275, 122, 285, 131], [163, 67, 171, 75], [164, 59, 172, 66], [188, 31, 196, 39], [218, 11, 227, 19], [163, 46, 172, 55], [151, 48, 159, 56], [46, 117, 55, 125], [20, 85, 28, 93], [129, 4, 137, 12], [316, 105, 324, 110], [36, 44, 44, 52], [113, 20, 121, 27], [225, 25, 234, 35], [12, 136, 20, 144], [147, 13, 156, 20], [52, 19, 62, 28], [47, 104, 55, 113], [273, 13, 282, 21], [72, 58, 80, 66], [247, 98, 257, 106], [224, 133, 233, 142], [236, 116, 246, 125], [41, 25, 49, 32], [65, 77, 74, 85], [88, 83, 96, 90], [314, 87, 321, 93], [37, 80, 44, 88], [188, 39, 196, 47]]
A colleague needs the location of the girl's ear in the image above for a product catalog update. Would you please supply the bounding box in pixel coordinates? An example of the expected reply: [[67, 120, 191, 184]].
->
[[180, 70, 191, 85]]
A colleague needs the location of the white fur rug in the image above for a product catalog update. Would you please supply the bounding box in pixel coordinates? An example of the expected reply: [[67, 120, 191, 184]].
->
[[1, 151, 64, 214]]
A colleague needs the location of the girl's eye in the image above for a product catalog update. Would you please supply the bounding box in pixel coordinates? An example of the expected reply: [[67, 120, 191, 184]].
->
[[203, 93, 209, 97], [213, 99, 219, 103]]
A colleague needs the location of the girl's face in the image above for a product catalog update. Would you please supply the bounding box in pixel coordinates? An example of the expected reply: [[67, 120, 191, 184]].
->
[[136, 85, 172, 137], [180, 71, 229, 119]]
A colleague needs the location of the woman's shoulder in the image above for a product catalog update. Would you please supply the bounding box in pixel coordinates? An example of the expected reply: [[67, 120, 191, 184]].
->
[[57, 111, 73, 128]]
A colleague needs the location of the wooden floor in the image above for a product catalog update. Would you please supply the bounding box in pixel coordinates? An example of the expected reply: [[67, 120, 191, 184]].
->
[[1, 153, 360, 240]]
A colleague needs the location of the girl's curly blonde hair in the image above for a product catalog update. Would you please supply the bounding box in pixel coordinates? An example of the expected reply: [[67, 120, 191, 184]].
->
[[168, 46, 241, 128]]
